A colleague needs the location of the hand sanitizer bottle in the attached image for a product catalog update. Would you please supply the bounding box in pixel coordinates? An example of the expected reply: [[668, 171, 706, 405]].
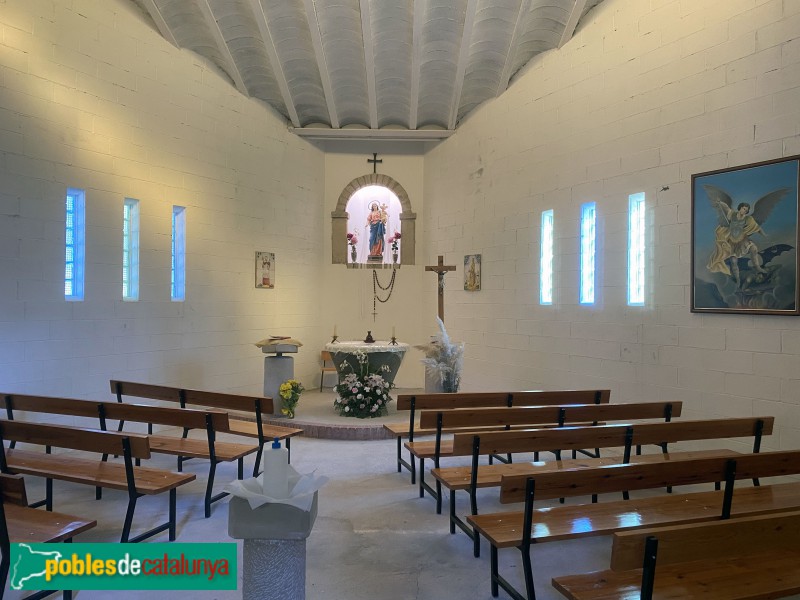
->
[[261, 438, 289, 499]]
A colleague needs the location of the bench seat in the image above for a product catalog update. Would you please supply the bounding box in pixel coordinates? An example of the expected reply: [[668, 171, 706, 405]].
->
[[6, 448, 195, 495], [469, 480, 800, 548], [149, 435, 258, 462], [225, 418, 303, 444], [553, 511, 800, 600], [6, 503, 96, 543], [554, 551, 800, 600]]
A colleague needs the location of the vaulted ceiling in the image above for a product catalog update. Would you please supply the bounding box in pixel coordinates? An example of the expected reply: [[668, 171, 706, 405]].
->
[[128, 0, 605, 142]]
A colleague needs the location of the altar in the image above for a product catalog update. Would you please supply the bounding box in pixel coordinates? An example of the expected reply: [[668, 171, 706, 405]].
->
[[324, 341, 409, 387]]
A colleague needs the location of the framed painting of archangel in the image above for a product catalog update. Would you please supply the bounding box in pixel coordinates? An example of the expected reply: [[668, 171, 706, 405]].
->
[[255, 251, 275, 289], [691, 155, 799, 315]]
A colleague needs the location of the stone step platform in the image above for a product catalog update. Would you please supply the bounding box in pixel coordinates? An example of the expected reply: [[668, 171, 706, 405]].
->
[[261, 389, 418, 441]]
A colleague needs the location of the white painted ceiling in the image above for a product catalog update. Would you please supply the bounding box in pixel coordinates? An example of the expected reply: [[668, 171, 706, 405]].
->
[[128, 0, 604, 143]]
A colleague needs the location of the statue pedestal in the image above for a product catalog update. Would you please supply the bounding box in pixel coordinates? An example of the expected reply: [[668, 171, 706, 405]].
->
[[261, 344, 299, 415]]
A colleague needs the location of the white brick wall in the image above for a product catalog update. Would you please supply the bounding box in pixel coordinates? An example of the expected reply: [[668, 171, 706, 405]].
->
[[424, 0, 800, 447], [0, 0, 324, 399]]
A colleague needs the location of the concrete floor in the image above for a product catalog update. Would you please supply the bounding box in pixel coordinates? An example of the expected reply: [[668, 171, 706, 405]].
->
[[9, 390, 795, 600]]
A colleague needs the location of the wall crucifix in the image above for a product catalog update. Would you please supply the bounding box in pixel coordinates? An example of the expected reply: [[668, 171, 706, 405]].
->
[[425, 255, 456, 323], [367, 152, 383, 174]]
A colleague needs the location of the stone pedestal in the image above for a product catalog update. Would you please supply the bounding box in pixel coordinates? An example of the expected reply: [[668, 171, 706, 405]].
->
[[261, 344, 299, 415], [229, 494, 318, 600]]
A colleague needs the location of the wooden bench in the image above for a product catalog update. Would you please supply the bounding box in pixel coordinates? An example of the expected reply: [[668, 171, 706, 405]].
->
[[552, 511, 800, 600], [110, 380, 303, 477], [0, 473, 96, 600], [432, 416, 772, 556], [3, 393, 258, 518], [0, 420, 195, 543], [467, 450, 800, 600], [410, 401, 681, 509], [387, 390, 611, 481]]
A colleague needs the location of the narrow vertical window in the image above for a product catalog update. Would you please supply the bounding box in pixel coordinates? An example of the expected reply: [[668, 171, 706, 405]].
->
[[628, 192, 645, 306], [580, 202, 596, 305], [64, 188, 86, 301], [540, 209, 554, 305], [122, 198, 140, 301], [171, 206, 186, 301]]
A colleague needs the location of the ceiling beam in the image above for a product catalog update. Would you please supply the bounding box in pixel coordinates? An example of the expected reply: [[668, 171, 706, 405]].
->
[[447, 0, 478, 130], [359, 0, 378, 129], [290, 127, 454, 141], [196, 0, 249, 95], [247, 0, 300, 127], [496, 0, 530, 97], [408, 0, 424, 130], [302, 0, 339, 128], [559, 0, 587, 48], [140, 0, 178, 47]]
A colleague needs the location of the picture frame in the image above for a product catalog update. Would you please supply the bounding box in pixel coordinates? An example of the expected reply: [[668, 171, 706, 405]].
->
[[691, 155, 799, 315], [255, 251, 275, 289], [464, 254, 481, 291]]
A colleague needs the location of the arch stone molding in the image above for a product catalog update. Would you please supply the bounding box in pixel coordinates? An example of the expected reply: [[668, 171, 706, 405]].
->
[[331, 173, 417, 265]]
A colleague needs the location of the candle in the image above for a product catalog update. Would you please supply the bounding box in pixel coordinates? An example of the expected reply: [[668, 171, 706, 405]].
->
[[392, 325, 396, 338], [333, 324, 337, 337]]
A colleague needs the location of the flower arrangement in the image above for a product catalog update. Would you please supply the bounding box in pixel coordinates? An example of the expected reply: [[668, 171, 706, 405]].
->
[[333, 350, 394, 418], [414, 317, 464, 393], [347, 232, 358, 246], [388, 231, 401, 251], [279, 379, 304, 418]]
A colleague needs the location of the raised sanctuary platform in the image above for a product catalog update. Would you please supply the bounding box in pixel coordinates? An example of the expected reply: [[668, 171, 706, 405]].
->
[[262, 388, 422, 441]]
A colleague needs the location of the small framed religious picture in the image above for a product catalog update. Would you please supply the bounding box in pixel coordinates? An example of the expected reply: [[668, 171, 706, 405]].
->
[[464, 254, 481, 291], [691, 155, 799, 314], [255, 251, 275, 289]]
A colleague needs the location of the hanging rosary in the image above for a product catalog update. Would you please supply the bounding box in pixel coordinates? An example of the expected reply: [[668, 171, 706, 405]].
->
[[372, 269, 397, 321]]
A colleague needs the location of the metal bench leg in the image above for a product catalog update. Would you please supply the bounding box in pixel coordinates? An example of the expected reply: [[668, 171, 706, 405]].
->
[[46, 478, 53, 511], [396, 437, 402, 472], [121, 495, 138, 543], [205, 461, 218, 518], [286, 437, 291, 464], [521, 546, 536, 600], [169, 488, 177, 541], [253, 444, 264, 477], [238, 457, 244, 480], [490, 545, 499, 598]]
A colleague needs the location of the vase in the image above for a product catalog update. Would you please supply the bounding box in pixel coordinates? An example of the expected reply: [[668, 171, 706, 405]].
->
[[392, 251, 398, 264], [350, 245, 357, 262]]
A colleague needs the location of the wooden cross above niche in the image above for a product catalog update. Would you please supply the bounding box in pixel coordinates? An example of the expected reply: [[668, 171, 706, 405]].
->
[[425, 255, 456, 323], [367, 153, 382, 174]]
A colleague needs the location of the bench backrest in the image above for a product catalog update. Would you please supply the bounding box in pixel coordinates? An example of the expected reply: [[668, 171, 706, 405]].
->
[[110, 380, 273, 414], [0, 419, 151, 459], [3, 393, 229, 432], [396, 389, 610, 411], [419, 401, 681, 430], [450, 416, 773, 456], [630, 416, 774, 446], [609, 510, 800, 570], [0, 473, 27, 506], [499, 449, 800, 504]]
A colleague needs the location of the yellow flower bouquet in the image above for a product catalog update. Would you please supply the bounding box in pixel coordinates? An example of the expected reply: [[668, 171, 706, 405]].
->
[[279, 379, 304, 418]]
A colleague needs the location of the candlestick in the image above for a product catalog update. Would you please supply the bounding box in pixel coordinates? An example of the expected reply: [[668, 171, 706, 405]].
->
[[333, 324, 337, 337], [392, 325, 396, 338]]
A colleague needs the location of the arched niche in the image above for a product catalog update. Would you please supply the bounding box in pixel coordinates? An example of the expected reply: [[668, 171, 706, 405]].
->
[[331, 173, 417, 265]]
